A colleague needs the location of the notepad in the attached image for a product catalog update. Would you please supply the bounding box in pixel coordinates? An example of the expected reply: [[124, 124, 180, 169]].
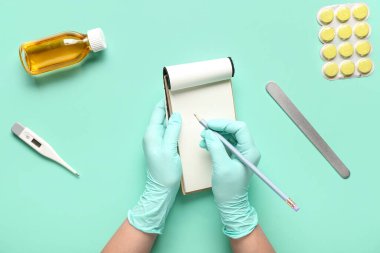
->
[[163, 58, 236, 194]]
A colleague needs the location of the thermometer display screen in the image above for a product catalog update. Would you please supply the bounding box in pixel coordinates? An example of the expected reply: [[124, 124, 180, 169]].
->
[[31, 138, 41, 147]]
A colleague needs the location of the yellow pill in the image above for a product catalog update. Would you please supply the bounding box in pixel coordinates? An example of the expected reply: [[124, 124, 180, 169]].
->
[[321, 44, 337, 60], [336, 6, 351, 23], [340, 60, 355, 77], [338, 42, 354, 58], [318, 8, 334, 25], [355, 40, 371, 56], [319, 27, 335, 43], [323, 62, 339, 78], [357, 58, 373, 74], [337, 25, 352, 40], [353, 4, 368, 21], [354, 22, 370, 38]]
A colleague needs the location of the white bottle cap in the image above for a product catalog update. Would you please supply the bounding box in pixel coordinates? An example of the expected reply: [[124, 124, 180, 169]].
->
[[87, 28, 107, 52]]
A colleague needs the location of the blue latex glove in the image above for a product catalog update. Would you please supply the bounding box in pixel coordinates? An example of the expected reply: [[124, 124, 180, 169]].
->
[[200, 120, 261, 239], [128, 100, 182, 234]]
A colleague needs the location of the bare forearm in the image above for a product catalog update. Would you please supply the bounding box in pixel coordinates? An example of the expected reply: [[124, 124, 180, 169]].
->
[[102, 219, 156, 253], [230, 225, 275, 253]]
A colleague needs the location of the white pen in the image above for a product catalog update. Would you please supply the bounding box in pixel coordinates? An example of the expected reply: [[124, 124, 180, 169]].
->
[[11, 122, 80, 177], [194, 114, 299, 211]]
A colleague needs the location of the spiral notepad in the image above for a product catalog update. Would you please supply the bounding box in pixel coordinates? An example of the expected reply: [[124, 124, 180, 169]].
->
[[163, 58, 236, 194]]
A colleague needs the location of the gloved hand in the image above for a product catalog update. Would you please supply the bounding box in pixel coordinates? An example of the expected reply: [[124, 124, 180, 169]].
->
[[199, 120, 261, 239], [128, 100, 182, 234]]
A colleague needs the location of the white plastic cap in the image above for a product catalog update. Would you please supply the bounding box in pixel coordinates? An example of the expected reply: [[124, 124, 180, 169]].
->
[[87, 28, 107, 52]]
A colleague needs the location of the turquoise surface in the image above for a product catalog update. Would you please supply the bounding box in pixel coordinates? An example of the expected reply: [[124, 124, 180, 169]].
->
[[1, 0, 379, 252]]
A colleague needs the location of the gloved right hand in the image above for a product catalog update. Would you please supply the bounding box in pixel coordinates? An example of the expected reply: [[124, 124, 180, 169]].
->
[[199, 120, 261, 239]]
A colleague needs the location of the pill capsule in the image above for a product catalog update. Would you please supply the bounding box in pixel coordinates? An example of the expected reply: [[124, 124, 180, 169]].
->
[[340, 60, 355, 77], [323, 62, 339, 78], [337, 25, 352, 40], [318, 8, 334, 25], [321, 44, 337, 60], [355, 40, 371, 57], [338, 42, 354, 58], [357, 58, 373, 74], [353, 4, 368, 21], [319, 27, 335, 43], [336, 6, 351, 23], [354, 22, 370, 38]]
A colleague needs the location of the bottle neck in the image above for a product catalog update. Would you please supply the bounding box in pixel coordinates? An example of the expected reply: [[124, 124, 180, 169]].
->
[[62, 37, 90, 49], [83, 37, 92, 51]]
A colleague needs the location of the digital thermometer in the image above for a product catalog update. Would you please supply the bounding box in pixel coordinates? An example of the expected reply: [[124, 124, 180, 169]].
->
[[11, 122, 80, 177]]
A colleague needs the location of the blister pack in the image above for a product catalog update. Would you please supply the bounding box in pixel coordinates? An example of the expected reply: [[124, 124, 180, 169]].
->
[[317, 3, 373, 80]]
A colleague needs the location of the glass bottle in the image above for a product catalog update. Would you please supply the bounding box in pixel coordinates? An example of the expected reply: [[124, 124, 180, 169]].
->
[[19, 28, 106, 75]]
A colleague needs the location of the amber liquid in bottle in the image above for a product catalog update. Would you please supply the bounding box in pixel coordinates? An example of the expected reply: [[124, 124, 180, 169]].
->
[[19, 32, 91, 75]]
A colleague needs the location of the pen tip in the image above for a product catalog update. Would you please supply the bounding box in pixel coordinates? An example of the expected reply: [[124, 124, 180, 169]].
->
[[286, 198, 299, 212], [193, 114, 199, 120]]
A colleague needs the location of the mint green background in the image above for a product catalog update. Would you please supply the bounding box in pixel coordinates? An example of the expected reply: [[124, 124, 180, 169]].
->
[[1, 0, 379, 252]]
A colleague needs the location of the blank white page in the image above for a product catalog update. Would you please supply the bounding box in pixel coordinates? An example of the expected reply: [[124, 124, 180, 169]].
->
[[169, 79, 236, 194]]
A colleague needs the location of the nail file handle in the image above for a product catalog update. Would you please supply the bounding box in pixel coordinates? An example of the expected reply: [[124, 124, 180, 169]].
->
[[266, 82, 350, 179]]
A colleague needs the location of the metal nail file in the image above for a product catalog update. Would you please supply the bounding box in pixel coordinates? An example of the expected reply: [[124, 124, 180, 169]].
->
[[266, 81, 350, 179]]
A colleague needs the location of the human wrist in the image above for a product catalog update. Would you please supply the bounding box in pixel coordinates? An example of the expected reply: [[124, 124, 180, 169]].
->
[[128, 173, 179, 234], [216, 192, 258, 239]]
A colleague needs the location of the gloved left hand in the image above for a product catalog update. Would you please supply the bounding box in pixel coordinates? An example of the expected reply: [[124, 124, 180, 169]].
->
[[128, 100, 182, 234]]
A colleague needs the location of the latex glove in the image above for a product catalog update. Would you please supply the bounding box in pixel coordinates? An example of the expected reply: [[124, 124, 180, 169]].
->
[[128, 100, 182, 234], [199, 120, 261, 239]]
